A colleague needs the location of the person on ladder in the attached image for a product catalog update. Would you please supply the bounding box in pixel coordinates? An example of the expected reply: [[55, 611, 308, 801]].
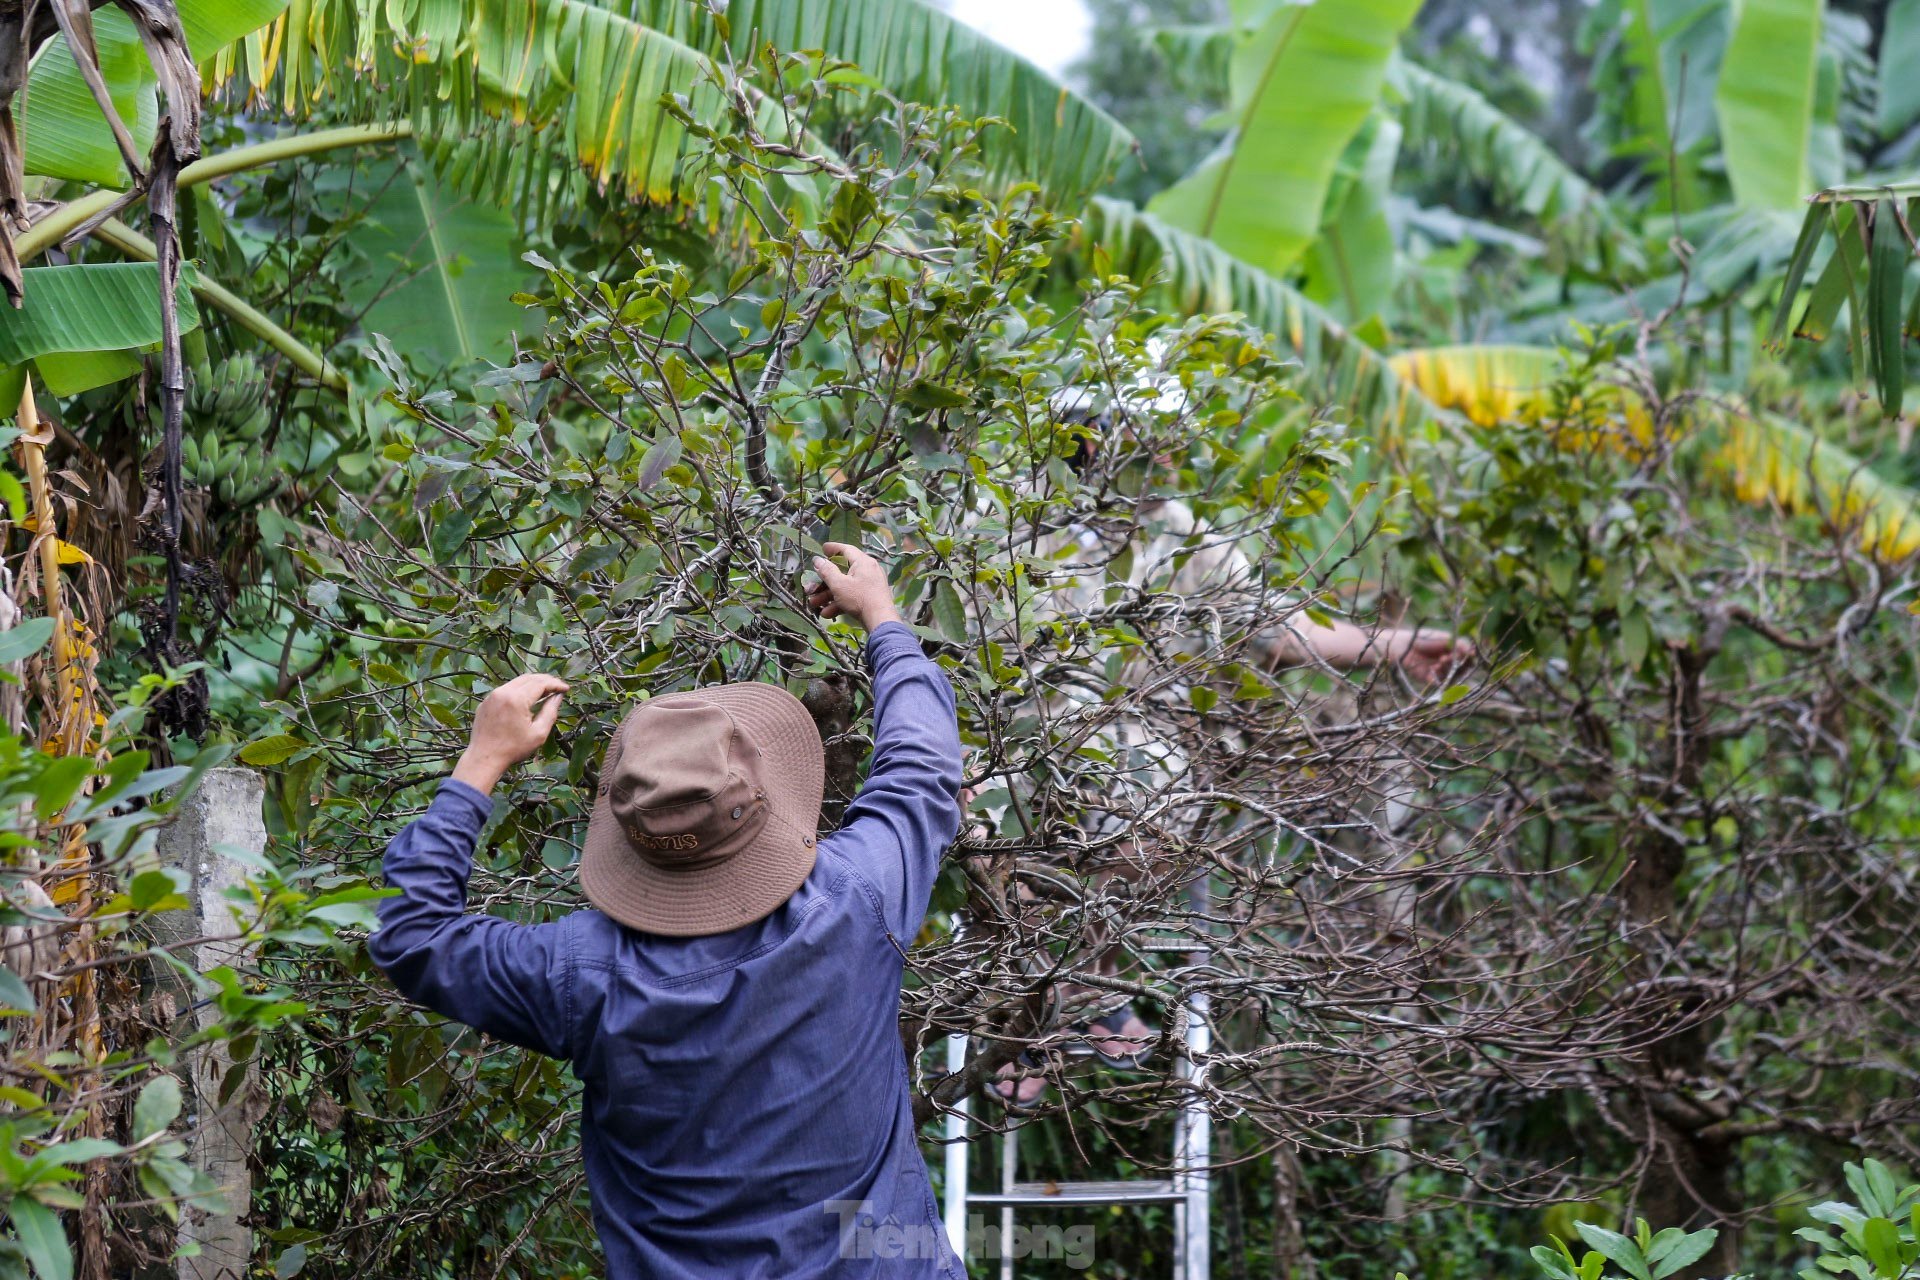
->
[[983, 404, 1474, 1110]]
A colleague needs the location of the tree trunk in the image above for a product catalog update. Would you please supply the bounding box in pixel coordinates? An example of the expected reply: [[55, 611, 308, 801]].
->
[[1619, 641, 1736, 1278]]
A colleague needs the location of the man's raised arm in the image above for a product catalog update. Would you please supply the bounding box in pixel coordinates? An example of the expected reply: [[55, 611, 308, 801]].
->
[[808, 543, 962, 939], [369, 674, 578, 1059]]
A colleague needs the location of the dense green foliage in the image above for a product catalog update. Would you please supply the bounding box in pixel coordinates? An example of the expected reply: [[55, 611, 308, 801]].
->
[[8, 0, 1920, 1276]]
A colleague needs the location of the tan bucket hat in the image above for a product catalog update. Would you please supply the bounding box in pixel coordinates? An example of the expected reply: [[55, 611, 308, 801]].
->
[[580, 683, 824, 937]]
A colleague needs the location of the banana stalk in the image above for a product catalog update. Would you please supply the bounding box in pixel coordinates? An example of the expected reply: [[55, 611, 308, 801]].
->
[[12, 378, 105, 1181]]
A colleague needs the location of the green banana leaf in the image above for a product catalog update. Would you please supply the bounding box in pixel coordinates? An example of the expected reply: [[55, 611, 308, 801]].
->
[[0, 262, 203, 410], [470, 0, 727, 210], [237, 0, 728, 222], [1148, 0, 1423, 278], [1620, 0, 1730, 210], [1713, 0, 1822, 211], [613, 0, 1139, 202], [19, 20, 158, 187], [1079, 196, 1443, 442], [342, 153, 535, 369], [20, 0, 291, 187], [1811, 10, 1867, 192], [258, 0, 1130, 230], [1391, 57, 1637, 272], [1298, 115, 1400, 326], [1877, 0, 1920, 138]]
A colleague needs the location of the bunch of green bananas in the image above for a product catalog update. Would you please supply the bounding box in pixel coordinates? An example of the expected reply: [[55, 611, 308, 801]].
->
[[180, 430, 276, 505], [187, 353, 271, 441], [183, 354, 279, 506]]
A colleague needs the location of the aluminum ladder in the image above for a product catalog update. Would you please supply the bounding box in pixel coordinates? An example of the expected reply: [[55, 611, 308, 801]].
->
[[939, 899, 1212, 1280], [938, 998, 1210, 1279]]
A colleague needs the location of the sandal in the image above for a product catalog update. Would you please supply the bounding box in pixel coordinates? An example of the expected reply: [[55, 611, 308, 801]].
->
[[1081, 1004, 1155, 1069], [990, 1051, 1050, 1116]]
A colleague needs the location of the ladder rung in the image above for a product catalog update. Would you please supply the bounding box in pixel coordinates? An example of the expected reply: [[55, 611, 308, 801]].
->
[[966, 1180, 1183, 1207]]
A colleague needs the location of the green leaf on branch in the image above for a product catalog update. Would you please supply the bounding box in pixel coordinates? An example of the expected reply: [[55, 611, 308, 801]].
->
[[0, 619, 55, 667], [129, 869, 190, 914], [132, 1075, 182, 1143], [904, 380, 969, 411], [1573, 1222, 1655, 1280], [0, 964, 35, 1015], [931, 580, 969, 644], [1646, 1227, 1718, 1278], [238, 735, 308, 767], [1860, 1216, 1903, 1278], [7, 1196, 72, 1280]]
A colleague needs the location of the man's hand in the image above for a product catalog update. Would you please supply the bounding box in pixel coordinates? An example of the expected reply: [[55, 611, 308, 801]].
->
[[807, 542, 903, 633], [452, 673, 569, 794], [1387, 629, 1475, 685]]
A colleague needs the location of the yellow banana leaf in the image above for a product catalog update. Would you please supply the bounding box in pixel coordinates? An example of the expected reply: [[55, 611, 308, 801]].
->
[[1391, 344, 1920, 561]]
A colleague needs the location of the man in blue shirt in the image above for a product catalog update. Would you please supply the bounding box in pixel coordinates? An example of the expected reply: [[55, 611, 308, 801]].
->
[[370, 544, 965, 1278]]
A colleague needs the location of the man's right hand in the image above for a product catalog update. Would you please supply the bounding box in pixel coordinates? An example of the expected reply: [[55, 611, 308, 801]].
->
[[808, 542, 903, 633], [453, 673, 569, 794]]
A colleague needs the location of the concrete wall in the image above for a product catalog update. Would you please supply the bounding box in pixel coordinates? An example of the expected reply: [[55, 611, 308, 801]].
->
[[153, 767, 268, 1280]]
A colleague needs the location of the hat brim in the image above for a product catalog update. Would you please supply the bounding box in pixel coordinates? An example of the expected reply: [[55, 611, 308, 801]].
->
[[580, 682, 825, 938]]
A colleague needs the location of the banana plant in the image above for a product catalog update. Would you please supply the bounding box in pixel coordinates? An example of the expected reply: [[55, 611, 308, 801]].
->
[[1596, 0, 1733, 213], [1149, 0, 1425, 279], [596, 0, 1140, 203], [1390, 57, 1640, 275], [1714, 0, 1824, 212], [1080, 195, 1446, 440], [14, 0, 1140, 386]]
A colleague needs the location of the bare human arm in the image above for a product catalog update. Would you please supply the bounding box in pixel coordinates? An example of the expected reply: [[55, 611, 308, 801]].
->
[[1265, 615, 1474, 685]]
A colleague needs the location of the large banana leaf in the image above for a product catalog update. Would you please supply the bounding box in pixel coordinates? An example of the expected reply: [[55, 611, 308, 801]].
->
[[0, 262, 202, 409], [1877, 0, 1920, 138], [1390, 343, 1920, 559], [1080, 196, 1443, 441], [20, 0, 290, 187], [242, 0, 727, 219], [256, 0, 1129, 226], [1298, 115, 1399, 326], [609, 0, 1138, 202], [1713, 0, 1823, 211], [1618, 0, 1730, 210], [1717, 410, 1920, 558], [474, 0, 727, 209], [1811, 9, 1867, 192], [1391, 58, 1636, 272], [1148, 0, 1423, 279], [19, 20, 158, 186], [1387, 345, 1566, 427], [342, 153, 535, 368]]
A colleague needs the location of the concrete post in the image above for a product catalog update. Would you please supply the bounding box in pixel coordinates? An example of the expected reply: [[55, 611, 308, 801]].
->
[[153, 768, 267, 1280]]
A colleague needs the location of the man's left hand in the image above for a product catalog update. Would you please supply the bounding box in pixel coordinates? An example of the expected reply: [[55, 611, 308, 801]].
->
[[1391, 630, 1475, 685]]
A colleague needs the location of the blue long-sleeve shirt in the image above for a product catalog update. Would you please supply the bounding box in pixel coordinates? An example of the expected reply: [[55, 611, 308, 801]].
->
[[370, 622, 965, 1279]]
